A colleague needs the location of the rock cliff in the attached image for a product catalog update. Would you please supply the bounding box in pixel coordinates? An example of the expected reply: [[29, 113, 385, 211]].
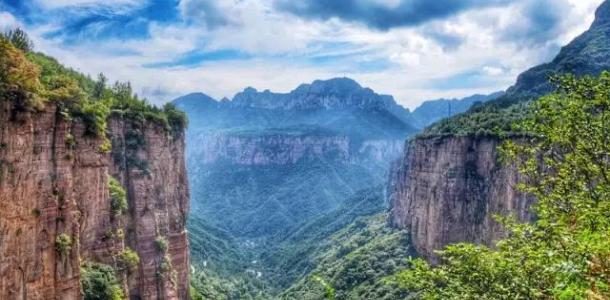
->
[[388, 136, 534, 262], [0, 100, 189, 299], [188, 132, 350, 166], [393, 0, 610, 262], [187, 132, 405, 167]]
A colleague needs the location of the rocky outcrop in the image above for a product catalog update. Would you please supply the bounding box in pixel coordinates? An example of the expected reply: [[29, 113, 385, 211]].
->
[[187, 132, 406, 167], [189, 132, 350, 165], [0, 100, 189, 299], [388, 136, 535, 262]]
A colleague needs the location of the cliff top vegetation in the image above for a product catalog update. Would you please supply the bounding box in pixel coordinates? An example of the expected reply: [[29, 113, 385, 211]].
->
[[0, 28, 187, 138]]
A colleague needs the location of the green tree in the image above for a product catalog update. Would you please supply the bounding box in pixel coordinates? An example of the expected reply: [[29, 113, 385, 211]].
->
[[2, 28, 33, 52], [395, 72, 610, 299], [92, 73, 107, 101], [80, 262, 124, 300]]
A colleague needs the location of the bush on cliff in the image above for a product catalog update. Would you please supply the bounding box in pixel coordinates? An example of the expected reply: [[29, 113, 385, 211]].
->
[[118, 247, 140, 271], [2, 28, 187, 138], [0, 37, 44, 110], [55, 233, 72, 255], [81, 262, 124, 300], [395, 73, 610, 299], [108, 176, 128, 216]]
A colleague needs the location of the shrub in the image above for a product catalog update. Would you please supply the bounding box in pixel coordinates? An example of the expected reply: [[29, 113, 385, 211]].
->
[[0, 37, 43, 110], [158, 255, 173, 273], [108, 176, 127, 216], [55, 233, 72, 255], [155, 236, 168, 253], [118, 247, 140, 271], [65, 133, 76, 149], [163, 103, 188, 134], [98, 138, 111, 154], [80, 261, 124, 300]]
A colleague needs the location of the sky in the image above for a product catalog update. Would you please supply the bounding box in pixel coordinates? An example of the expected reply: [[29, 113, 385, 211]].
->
[[0, 0, 605, 109]]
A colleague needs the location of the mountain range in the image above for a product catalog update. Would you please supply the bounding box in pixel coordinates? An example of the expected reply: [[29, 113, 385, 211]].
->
[[182, 0, 610, 298], [175, 77, 503, 298]]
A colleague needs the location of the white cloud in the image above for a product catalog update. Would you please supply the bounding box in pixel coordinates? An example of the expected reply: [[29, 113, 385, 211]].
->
[[0, 12, 20, 30], [482, 66, 505, 76], [33, 0, 142, 9], [13, 0, 606, 110]]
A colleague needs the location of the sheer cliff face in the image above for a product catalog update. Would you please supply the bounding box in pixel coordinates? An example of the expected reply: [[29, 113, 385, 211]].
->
[[388, 136, 535, 262], [0, 101, 189, 299], [189, 133, 350, 165], [187, 132, 404, 166], [0, 101, 103, 300], [109, 117, 190, 300]]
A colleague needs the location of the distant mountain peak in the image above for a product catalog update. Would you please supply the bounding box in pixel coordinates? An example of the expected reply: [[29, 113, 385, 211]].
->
[[295, 77, 363, 94], [230, 77, 405, 112], [242, 87, 258, 94], [173, 92, 217, 105], [310, 77, 362, 92]]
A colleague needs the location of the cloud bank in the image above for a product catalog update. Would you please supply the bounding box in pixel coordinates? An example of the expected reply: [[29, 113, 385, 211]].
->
[[0, 0, 604, 109]]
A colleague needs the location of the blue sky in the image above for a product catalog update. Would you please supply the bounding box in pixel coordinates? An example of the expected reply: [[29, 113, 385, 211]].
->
[[0, 0, 604, 108]]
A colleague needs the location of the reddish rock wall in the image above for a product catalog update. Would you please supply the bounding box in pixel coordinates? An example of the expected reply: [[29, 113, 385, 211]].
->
[[0, 100, 189, 299], [388, 136, 535, 262]]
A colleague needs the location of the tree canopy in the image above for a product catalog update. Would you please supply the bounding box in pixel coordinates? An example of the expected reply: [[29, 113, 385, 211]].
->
[[395, 72, 610, 299]]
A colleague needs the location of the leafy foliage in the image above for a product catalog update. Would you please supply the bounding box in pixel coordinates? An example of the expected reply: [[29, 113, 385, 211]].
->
[[118, 247, 140, 271], [188, 212, 277, 299], [420, 102, 529, 137], [108, 176, 127, 216], [2, 28, 187, 142], [395, 73, 610, 299], [190, 267, 272, 300], [262, 187, 388, 288], [189, 187, 399, 299], [80, 261, 124, 300], [55, 233, 72, 255], [312, 276, 336, 300], [155, 236, 169, 253], [0, 37, 43, 110]]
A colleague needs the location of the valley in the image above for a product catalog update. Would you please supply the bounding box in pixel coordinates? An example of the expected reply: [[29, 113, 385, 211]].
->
[[176, 79, 503, 298], [181, 1, 610, 298], [1, 1, 609, 299]]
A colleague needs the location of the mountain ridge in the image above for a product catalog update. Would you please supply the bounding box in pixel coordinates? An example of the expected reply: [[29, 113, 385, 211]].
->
[[174, 78, 503, 131]]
